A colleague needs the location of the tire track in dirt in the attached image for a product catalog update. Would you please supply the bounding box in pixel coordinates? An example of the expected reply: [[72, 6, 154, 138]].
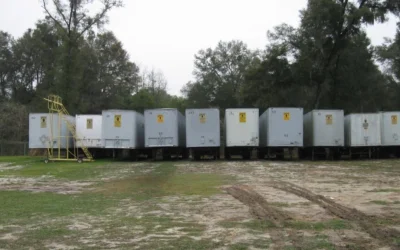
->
[[225, 185, 301, 249], [225, 185, 291, 227], [270, 181, 400, 249]]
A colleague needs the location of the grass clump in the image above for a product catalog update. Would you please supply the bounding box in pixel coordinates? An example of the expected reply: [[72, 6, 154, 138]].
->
[[367, 189, 400, 193], [0, 156, 119, 180], [98, 162, 232, 199], [140, 237, 224, 249], [270, 202, 290, 207], [303, 235, 336, 250], [0, 191, 117, 224], [369, 200, 390, 205], [285, 219, 351, 231], [219, 219, 277, 231]]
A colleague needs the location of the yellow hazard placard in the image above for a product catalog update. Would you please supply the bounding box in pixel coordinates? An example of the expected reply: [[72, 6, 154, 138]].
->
[[199, 113, 206, 123], [239, 112, 246, 123], [40, 116, 47, 128], [114, 115, 121, 127], [157, 114, 164, 123], [87, 118, 93, 129], [392, 115, 398, 125], [283, 112, 290, 121], [326, 114, 333, 125]]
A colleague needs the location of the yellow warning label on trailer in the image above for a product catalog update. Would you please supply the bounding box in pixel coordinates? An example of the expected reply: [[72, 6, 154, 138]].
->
[[239, 112, 246, 123], [157, 114, 164, 123], [114, 115, 121, 127], [40, 116, 47, 128], [87, 118, 93, 129], [326, 114, 333, 125], [199, 113, 206, 123], [392, 115, 398, 125], [283, 112, 290, 121]]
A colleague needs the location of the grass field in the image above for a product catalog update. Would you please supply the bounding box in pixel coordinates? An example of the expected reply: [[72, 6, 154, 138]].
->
[[0, 157, 399, 249]]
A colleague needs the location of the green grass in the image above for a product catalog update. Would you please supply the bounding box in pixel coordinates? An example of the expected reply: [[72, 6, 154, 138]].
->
[[0, 191, 117, 224], [0, 156, 121, 180], [394, 237, 400, 247], [367, 188, 400, 193], [0, 156, 41, 163], [219, 220, 277, 231], [101, 214, 206, 238], [98, 162, 232, 200], [139, 237, 225, 250], [285, 219, 352, 231], [0, 161, 231, 224], [370, 200, 390, 205], [0, 225, 76, 250], [223, 239, 271, 250], [0, 160, 231, 249], [285, 235, 335, 250], [229, 243, 249, 250], [304, 235, 336, 250], [220, 219, 351, 232], [270, 202, 290, 207]]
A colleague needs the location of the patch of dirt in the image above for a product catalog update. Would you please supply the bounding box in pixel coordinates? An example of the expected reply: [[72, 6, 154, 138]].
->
[[323, 229, 378, 249], [0, 233, 18, 241], [0, 177, 93, 194], [67, 221, 92, 230], [271, 181, 400, 249], [46, 243, 78, 250], [225, 185, 291, 226], [97, 163, 157, 181], [157, 194, 256, 242], [0, 163, 24, 172]]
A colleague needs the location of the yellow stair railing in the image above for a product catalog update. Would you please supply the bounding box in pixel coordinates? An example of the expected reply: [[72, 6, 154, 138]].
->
[[44, 95, 93, 162]]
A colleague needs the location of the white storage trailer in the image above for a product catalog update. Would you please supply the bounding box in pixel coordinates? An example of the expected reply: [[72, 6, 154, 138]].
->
[[380, 112, 400, 146], [144, 108, 186, 159], [75, 115, 102, 148], [344, 113, 381, 159], [259, 108, 303, 159], [29, 113, 75, 149], [260, 108, 303, 147], [102, 110, 144, 149], [186, 108, 220, 160], [225, 108, 259, 159], [303, 110, 344, 160]]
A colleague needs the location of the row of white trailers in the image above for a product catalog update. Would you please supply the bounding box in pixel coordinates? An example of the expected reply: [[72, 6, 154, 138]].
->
[[29, 108, 400, 160]]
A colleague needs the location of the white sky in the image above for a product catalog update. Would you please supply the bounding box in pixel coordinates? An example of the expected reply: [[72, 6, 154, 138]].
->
[[0, 0, 398, 96]]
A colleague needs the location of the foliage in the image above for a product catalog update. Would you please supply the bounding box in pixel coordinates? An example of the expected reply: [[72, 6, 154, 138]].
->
[[0, 102, 28, 141], [184, 0, 400, 113], [0, 31, 14, 101], [376, 23, 400, 109], [1, 0, 400, 142], [181, 40, 260, 109], [0, 1, 184, 141]]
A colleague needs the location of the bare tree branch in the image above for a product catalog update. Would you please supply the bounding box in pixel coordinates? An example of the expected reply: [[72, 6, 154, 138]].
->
[[42, 0, 67, 35], [68, 0, 74, 34], [77, 5, 111, 39], [52, 0, 69, 27]]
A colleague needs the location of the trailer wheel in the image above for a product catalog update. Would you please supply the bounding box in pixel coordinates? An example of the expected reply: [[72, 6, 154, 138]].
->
[[163, 154, 171, 161], [193, 152, 201, 161], [258, 151, 265, 160], [243, 152, 251, 160], [214, 151, 219, 160]]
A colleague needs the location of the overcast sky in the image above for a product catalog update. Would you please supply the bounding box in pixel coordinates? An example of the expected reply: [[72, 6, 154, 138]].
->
[[0, 0, 398, 96]]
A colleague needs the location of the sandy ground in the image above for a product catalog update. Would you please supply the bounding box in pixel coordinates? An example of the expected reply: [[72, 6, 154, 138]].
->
[[0, 160, 399, 249]]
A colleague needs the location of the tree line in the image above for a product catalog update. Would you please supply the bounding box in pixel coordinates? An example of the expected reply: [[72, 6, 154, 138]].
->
[[0, 0, 400, 143]]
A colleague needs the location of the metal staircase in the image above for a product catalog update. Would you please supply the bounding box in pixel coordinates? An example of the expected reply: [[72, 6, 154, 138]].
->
[[44, 95, 93, 163]]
